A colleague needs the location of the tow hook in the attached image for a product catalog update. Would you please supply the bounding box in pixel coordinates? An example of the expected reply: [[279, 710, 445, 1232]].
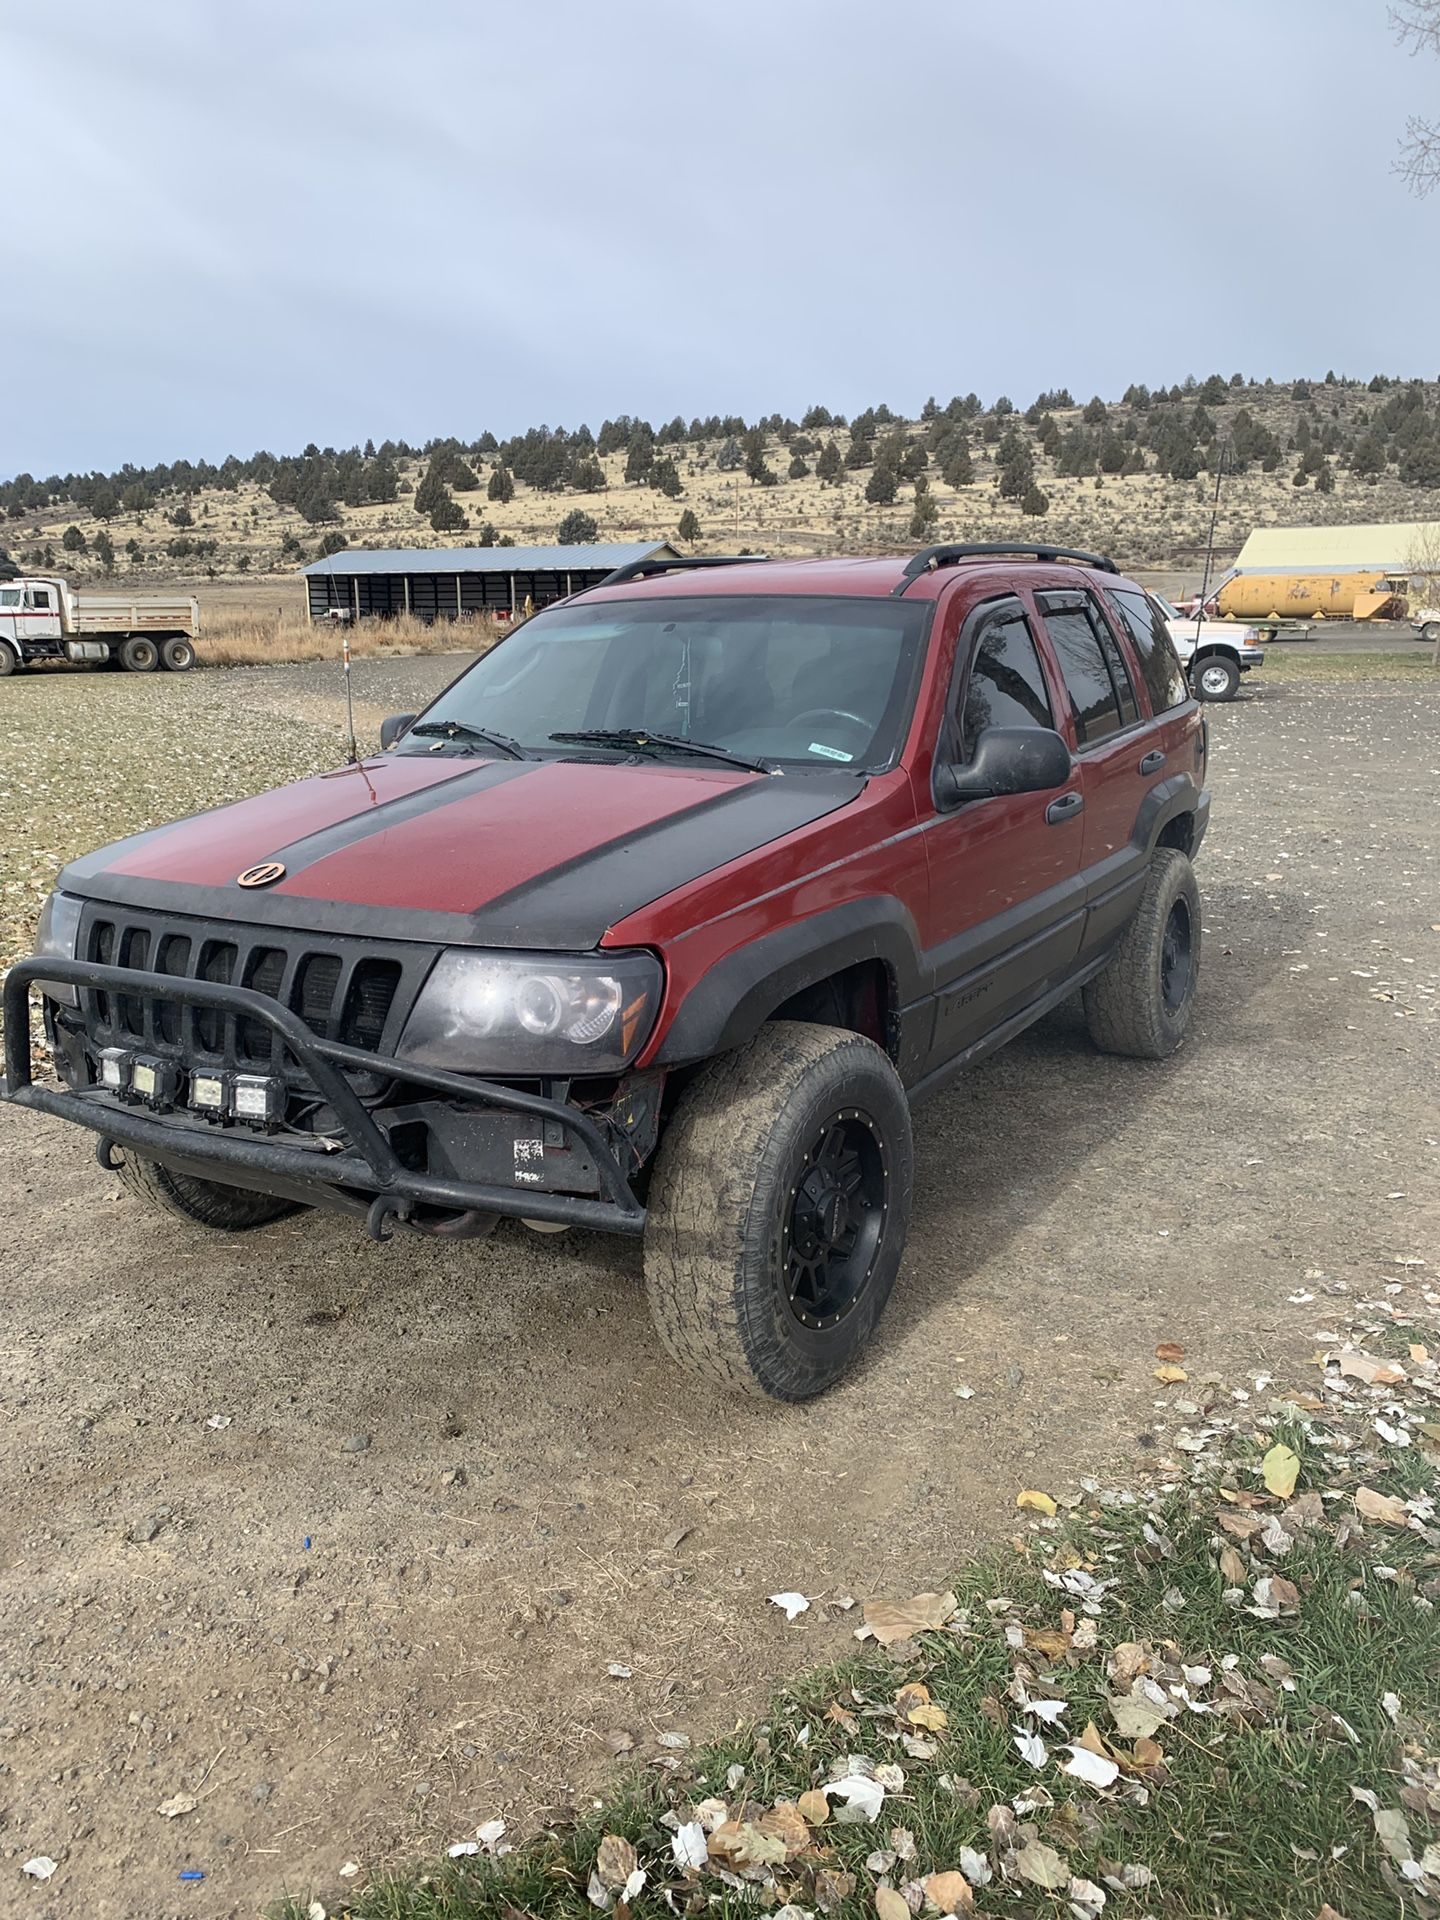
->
[[366, 1194, 413, 1243], [96, 1136, 123, 1172]]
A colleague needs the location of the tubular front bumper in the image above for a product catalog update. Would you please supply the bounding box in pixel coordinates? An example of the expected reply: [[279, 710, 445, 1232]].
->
[[1, 957, 646, 1236]]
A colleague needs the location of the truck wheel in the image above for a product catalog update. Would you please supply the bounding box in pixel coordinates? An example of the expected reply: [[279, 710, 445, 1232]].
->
[[1083, 848, 1201, 1060], [1193, 654, 1240, 701], [160, 635, 196, 671], [643, 1021, 913, 1400], [0, 642, 18, 678], [115, 1151, 301, 1230], [120, 635, 159, 673]]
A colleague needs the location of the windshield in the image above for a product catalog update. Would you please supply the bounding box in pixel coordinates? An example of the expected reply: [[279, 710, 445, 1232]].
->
[[402, 594, 930, 770]]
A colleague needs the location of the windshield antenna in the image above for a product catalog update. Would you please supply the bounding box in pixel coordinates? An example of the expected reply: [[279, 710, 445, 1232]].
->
[[341, 618, 358, 764]]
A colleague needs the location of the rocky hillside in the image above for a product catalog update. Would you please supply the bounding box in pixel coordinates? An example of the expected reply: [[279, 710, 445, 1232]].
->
[[7, 374, 1440, 584]]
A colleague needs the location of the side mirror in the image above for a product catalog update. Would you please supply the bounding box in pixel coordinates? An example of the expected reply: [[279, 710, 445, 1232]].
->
[[379, 712, 416, 751], [935, 726, 1073, 807]]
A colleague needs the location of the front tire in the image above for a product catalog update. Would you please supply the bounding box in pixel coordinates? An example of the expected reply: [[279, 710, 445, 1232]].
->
[[1083, 848, 1201, 1059], [115, 1152, 301, 1230], [0, 642, 18, 678], [643, 1021, 913, 1400], [1193, 654, 1240, 701], [119, 635, 159, 673], [160, 635, 196, 671], [1421, 621, 1440, 643]]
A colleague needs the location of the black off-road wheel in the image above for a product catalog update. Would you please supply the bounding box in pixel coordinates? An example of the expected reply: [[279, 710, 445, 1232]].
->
[[642, 1021, 913, 1400], [119, 635, 159, 673], [115, 1152, 302, 1230], [1192, 653, 1240, 702], [1083, 847, 1201, 1059], [160, 635, 196, 671]]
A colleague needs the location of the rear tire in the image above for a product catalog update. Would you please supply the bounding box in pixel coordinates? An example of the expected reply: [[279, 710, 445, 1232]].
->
[[1083, 848, 1201, 1059], [160, 635, 196, 671], [643, 1021, 912, 1400], [115, 1152, 301, 1231], [1193, 654, 1240, 701], [120, 635, 159, 673]]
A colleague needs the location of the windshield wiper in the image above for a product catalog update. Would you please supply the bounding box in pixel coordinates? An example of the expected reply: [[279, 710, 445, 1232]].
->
[[409, 719, 533, 760], [549, 729, 772, 774]]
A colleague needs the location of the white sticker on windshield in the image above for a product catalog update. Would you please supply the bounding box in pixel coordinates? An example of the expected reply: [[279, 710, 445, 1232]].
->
[[808, 742, 853, 762]]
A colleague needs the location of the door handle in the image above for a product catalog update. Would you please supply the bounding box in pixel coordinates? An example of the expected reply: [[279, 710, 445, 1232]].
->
[[1045, 790, 1083, 825], [1139, 749, 1166, 775]]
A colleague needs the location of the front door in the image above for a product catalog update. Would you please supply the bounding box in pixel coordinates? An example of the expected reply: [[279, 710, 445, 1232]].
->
[[21, 583, 63, 649], [919, 595, 1086, 1075]]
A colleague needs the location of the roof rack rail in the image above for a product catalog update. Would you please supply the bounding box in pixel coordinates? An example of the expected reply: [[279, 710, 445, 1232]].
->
[[891, 542, 1118, 597], [596, 552, 769, 589]]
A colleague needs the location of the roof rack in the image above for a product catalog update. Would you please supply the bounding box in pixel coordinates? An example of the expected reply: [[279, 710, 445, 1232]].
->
[[891, 542, 1118, 597], [595, 553, 770, 589]]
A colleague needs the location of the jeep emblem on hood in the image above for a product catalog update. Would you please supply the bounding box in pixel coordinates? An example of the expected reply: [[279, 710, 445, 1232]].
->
[[236, 861, 287, 888]]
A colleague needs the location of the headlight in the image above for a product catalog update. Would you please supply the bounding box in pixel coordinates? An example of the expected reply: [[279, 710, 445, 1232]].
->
[[35, 890, 83, 1007], [396, 949, 663, 1075]]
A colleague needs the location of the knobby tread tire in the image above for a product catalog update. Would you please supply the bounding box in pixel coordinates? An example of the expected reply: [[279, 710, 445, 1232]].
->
[[1082, 847, 1201, 1059], [115, 1151, 301, 1231], [642, 1020, 912, 1401]]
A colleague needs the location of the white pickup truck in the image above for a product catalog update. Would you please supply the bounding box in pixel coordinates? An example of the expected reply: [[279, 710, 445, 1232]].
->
[[1151, 592, 1264, 702], [0, 576, 199, 677]]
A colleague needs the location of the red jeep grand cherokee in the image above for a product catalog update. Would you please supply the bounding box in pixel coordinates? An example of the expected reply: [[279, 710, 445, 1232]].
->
[[7, 544, 1208, 1399]]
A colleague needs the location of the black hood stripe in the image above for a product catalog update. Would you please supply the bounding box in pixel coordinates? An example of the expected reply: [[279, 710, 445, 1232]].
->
[[267, 757, 534, 877]]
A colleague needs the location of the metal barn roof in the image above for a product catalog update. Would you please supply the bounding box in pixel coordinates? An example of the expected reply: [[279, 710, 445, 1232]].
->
[[301, 542, 675, 577], [1234, 522, 1440, 572]]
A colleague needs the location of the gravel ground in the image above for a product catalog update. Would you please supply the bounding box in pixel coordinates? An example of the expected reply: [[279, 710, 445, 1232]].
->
[[0, 653, 1436, 1917]]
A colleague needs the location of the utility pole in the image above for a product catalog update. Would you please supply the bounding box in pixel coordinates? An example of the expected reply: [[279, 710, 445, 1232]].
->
[[1197, 441, 1229, 621]]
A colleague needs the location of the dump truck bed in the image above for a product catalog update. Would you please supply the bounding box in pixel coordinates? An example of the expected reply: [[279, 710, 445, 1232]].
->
[[67, 593, 199, 636]]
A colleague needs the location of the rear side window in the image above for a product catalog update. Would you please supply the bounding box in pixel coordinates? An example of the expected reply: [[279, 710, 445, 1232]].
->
[[1110, 588, 1191, 712], [959, 603, 1053, 755], [1037, 594, 1125, 745]]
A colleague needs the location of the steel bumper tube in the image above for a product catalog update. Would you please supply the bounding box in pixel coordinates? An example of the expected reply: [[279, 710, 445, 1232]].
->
[[1, 956, 646, 1235]]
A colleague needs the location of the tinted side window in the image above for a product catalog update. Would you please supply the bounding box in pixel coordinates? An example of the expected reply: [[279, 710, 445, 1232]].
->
[[1090, 602, 1140, 726], [30, 589, 52, 609], [960, 605, 1053, 755], [1111, 588, 1191, 712], [1039, 599, 1122, 744]]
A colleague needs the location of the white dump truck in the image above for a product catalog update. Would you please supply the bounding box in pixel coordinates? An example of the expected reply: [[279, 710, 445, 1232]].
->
[[0, 577, 199, 677]]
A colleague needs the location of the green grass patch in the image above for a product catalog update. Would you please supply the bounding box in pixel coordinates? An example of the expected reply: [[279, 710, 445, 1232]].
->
[[273, 1433, 1440, 1920], [1262, 647, 1439, 684]]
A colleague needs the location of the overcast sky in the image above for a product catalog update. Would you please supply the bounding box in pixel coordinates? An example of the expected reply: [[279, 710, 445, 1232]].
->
[[5, 0, 1436, 477]]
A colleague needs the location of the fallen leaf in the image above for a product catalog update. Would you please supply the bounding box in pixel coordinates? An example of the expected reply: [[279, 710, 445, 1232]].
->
[[958, 1845, 991, 1888], [798, 1789, 830, 1827], [862, 1591, 957, 1645], [1016, 1490, 1057, 1516], [760, 1804, 811, 1858], [876, 1887, 910, 1920], [1154, 1364, 1189, 1384], [157, 1794, 198, 1819], [1106, 1687, 1171, 1740], [1356, 1486, 1410, 1528], [1219, 1544, 1247, 1584], [1061, 1743, 1120, 1789], [709, 1822, 788, 1868], [1013, 1728, 1048, 1767], [1067, 1877, 1107, 1920], [1409, 1344, 1430, 1364], [1218, 1509, 1263, 1539], [815, 1869, 855, 1912], [1262, 1443, 1301, 1499], [769, 1591, 810, 1621], [922, 1870, 973, 1913], [1155, 1342, 1186, 1363], [1023, 1626, 1073, 1660], [21, 1858, 57, 1882], [671, 1823, 707, 1871], [825, 1773, 885, 1822], [1013, 1839, 1070, 1890], [595, 1836, 639, 1890], [1373, 1806, 1413, 1865], [1338, 1352, 1405, 1387]]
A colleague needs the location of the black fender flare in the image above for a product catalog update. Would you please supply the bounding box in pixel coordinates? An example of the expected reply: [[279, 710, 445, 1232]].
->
[[655, 895, 926, 1069], [1134, 771, 1208, 857]]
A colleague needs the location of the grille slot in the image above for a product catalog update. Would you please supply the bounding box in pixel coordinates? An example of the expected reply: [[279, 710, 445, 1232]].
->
[[296, 953, 343, 1034], [241, 948, 288, 1059], [342, 959, 403, 1051]]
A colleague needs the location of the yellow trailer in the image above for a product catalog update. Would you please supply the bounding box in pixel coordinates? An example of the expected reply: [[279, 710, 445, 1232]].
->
[[1213, 568, 1405, 622]]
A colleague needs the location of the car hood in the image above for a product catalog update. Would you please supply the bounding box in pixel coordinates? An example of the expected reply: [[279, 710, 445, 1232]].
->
[[58, 752, 864, 949]]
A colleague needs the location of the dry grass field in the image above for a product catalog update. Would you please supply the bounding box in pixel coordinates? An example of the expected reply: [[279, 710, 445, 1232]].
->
[[9, 379, 1440, 654]]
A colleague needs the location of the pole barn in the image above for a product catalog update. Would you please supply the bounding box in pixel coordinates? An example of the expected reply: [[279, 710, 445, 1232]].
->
[[300, 543, 678, 625]]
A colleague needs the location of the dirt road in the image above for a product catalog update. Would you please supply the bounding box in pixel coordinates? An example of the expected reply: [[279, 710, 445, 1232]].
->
[[1, 656, 1436, 1917]]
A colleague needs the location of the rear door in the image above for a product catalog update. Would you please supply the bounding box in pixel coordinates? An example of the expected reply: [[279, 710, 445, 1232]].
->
[[919, 593, 1085, 1073], [1031, 587, 1154, 953]]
